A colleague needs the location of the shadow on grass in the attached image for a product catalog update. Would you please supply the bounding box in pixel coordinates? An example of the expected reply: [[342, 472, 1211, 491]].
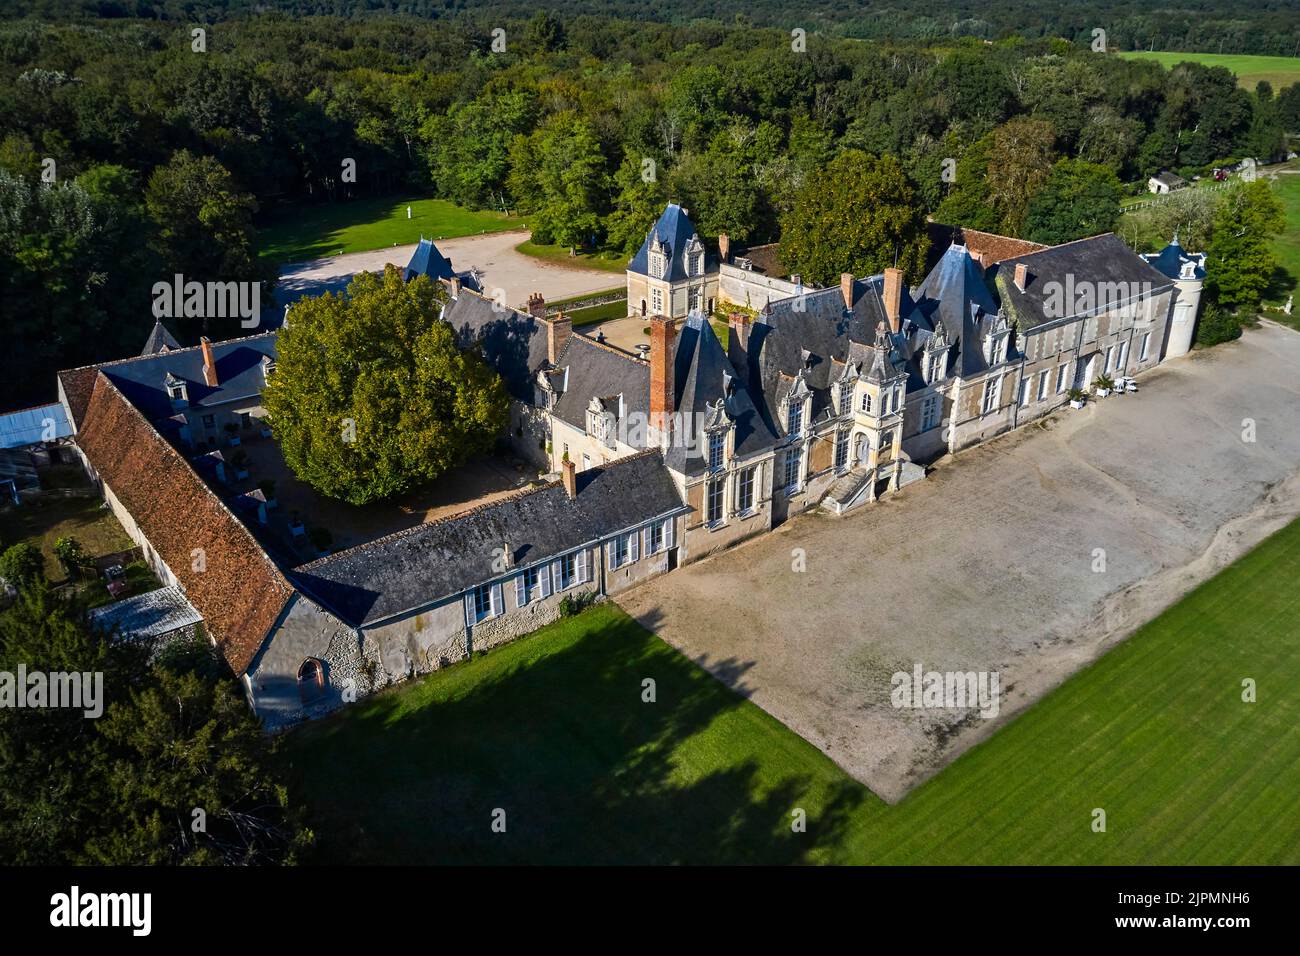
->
[[283, 605, 866, 864]]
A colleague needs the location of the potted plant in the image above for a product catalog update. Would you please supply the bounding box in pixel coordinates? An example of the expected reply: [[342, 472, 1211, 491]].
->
[[228, 448, 250, 480], [288, 511, 305, 537], [1093, 374, 1115, 397], [257, 479, 278, 508], [1068, 387, 1088, 409], [224, 422, 241, 446]]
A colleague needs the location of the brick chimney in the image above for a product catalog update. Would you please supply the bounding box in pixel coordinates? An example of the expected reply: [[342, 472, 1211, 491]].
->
[[546, 312, 572, 365], [649, 315, 678, 433], [728, 313, 751, 375], [200, 337, 219, 387], [561, 458, 577, 499], [1014, 262, 1029, 292], [840, 273, 855, 311], [527, 291, 546, 320], [883, 267, 903, 333], [718, 233, 730, 264]]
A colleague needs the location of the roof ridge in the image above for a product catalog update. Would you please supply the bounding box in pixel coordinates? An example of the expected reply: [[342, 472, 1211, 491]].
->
[[58, 329, 278, 376], [1009, 231, 1118, 261], [570, 332, 643, 363]]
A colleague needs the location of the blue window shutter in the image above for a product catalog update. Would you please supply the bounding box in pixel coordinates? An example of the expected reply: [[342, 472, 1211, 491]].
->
[[577, 548, 589, 584], [551, 559, 563, 591], [540, 565, 552, 598], [464, 592, 475, 627]]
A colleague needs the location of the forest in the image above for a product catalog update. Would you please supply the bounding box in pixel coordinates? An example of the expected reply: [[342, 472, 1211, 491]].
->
[[1, 7, 1296, 407]]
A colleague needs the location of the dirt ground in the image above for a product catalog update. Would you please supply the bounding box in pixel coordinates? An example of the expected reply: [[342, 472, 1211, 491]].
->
[[617, 320, 1300, 802], [274, 230, 622, 316]]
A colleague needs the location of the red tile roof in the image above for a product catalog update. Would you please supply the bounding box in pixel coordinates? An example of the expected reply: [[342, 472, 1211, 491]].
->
[[77, 373, 294, 674]]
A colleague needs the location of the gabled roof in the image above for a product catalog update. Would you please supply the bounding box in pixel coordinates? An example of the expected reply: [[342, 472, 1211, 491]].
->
[[88, 585, 203, 640], [992, 233, 1174, 334], [667, 313, 778, 474], [1142, 236, 1206, 281], [441, 290, 549, 402], [551, 335, 650, 439], [404, 238, 454, 282], [293, 451, 685, 627], [140, 320, 183, 356], [59, 332, 278, 427], [912, 243, 1003, 378], [1151, 170, 1187, 187], [925, 222, 1048, 271], [628, 204, 711, 281], [75, 373, 295, 674]]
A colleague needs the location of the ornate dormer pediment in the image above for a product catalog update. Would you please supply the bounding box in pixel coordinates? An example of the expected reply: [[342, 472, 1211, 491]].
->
[[703, 397, 730, 431], [929, 319, 948, 351]]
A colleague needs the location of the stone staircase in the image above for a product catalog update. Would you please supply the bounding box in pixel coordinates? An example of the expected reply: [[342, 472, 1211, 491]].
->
[[821, 467, 875, 515]]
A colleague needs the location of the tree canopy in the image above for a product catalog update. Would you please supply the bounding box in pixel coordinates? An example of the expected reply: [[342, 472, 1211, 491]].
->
[[264, 266, 510, 505]]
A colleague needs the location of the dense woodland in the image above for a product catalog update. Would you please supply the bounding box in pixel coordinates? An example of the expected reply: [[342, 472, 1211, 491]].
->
[[1, 8, 1296, 408]]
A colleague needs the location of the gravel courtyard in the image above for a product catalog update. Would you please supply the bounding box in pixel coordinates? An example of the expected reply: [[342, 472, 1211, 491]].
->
[[274, 230, 621, 315], [617, 321, 1300, 803]]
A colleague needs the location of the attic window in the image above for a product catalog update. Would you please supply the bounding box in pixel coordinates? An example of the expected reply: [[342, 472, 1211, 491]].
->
[[838, 381, 853, 414], [168, 383, 186, 402], [708, 431, 725, 471], [787, 400, 803, 437]]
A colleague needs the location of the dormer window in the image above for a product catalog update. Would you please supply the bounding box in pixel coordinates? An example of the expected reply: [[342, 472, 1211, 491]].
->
[[926, 350, 946, 383], [168, 383, 185, 401], [165, 373, 188, 407], [262, 355, 277, 380], [787, 400, 803, 437], [707, 430, 725, 471], [838, 381, 853, 414]]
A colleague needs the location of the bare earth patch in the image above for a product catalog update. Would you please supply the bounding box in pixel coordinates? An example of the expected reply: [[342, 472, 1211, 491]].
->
[[617, 320, 1300, 803]]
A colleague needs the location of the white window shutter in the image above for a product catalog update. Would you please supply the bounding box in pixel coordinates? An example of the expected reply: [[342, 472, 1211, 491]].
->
[[516, 573, 527, 607], [577, 548, 589, 584], [643, 526, 652, 554], [540, 565, 552, 598], [664, 517, 674, 548], [552, 559, 562, 591], [490, 582, 503, 618], [464, 592, 475, 627], [630, 530, 640, 562], [607, 540, 616, 568]]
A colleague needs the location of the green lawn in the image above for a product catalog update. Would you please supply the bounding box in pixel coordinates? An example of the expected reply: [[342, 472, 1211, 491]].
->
[[1268, 168, 1300, 304], [514, 238, 629, 273], [256, 196, 522, 264], [284, 516, 1300, 864], [0, 494, 133, 584], [567, 300, 629, 326], [1119, 51, 1300, 89]]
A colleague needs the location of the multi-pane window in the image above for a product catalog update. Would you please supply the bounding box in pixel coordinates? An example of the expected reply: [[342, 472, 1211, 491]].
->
[[834, 430, 849, 471], [1037, 369, 1050, 401], [650, 520, 665, 553], [861, 392, 873, 414], [1103, 345, 1115, 373], [787, 401, 803, 437], [651, 288, 664, 313], [839, 381, 853, 413], [689, 287, 702, 312], [706, 478, 724, 524], [1116, 341, 1129, 372], [168, 384, 185, 401], [473, 583, 495, 622], [560, 552, 577, 587], [516, 566, 539, 606], [921, 395, 940, 431], [737, 466, 756, 511], [927, 351, 945, 382], [1019, 377, 1031, 406], [1139, 331, 1151, 361], [708, 431, 725, 471], [1056, 363, 1069, 393], [612, 535, 629, 568], [981, 377, 1001, 415], [783, 449, 801, 490]]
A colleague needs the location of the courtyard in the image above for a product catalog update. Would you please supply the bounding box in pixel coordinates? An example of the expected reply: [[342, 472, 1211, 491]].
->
[[617, 320, 1300, 802]]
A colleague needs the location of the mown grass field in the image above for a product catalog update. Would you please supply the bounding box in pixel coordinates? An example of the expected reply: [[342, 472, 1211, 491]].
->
[[1119, 51, 1300, 89], [285, 513, 1300, 865], [514, 238, 629, 273], [256, 196, 521, 264], [1269, 168, 1300, 302]]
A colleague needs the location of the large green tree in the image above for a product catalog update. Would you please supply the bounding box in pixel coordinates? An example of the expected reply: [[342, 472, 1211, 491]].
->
[[779, 150, 929, 287], [1025, 159, 1122, 245], [264, 266, 510, 505], [507, 112, 607, 250], [1204, 180, 1286, 311]]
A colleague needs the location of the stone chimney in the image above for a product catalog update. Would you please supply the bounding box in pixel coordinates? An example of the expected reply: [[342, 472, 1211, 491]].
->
[[527, 291, 546, 320], [501, 540, 514, 569], [200, 337, 219, 387], [1014, 262, 1029, 292], [840, 273, 855, 312], [649, 315, 678, 434], [718, 233, 731, 264], [449, 275, 461, 298], [728, 313, 751, 375], [561, 458, 577, 499], [883, 267, 903, 334], [546, 312, 572, 365]]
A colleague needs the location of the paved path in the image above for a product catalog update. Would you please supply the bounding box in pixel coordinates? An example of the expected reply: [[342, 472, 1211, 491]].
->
[[274, 230, 623, 314], [617, 321, 1300, 802]]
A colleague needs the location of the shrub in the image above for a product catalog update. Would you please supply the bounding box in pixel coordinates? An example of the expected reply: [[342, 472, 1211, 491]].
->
[[0, 542, 44, 590], [1195, 301, 1242, 348]]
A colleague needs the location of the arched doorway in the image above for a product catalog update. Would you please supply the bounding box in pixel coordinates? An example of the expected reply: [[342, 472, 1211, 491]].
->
[[298, 658, 326, 704], [640, 299, 647, 316]]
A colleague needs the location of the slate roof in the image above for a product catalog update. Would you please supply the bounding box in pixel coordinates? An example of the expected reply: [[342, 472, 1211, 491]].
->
[[912, 243, 1004, 377], [0, 402, 72, 449], [88, 585, 204, 639], [140, 320, 183, 356], [551, 335, 650, 437], [1142, 236, 1206, 281], [293, 451, 686, 626], [991, 233, 1174, 333], [1151, 170, 1187, 188], [59, 332, 277, 427], [628, 204, 712, 281], [75, 373, 295, 674], [668, 313, 780, 474], [404, 238, 454, 282], [441, 290, 549, 402]]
